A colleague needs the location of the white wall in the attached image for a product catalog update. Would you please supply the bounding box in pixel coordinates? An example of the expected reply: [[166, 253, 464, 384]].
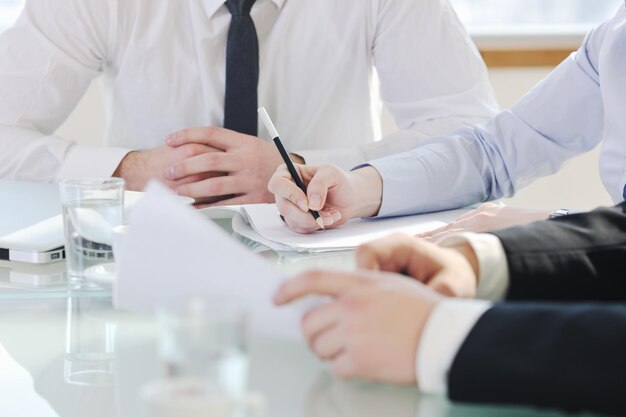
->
[[60, 67, 612, 211]]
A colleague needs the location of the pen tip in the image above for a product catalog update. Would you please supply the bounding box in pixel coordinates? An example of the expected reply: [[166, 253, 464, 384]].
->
[[316, 217, 325, 230]]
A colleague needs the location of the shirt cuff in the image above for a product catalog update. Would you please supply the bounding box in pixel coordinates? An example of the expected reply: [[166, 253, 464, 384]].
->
[[55, 144, 131, 180], [417, 299, 492, 395], [438, 232, 510, 301]]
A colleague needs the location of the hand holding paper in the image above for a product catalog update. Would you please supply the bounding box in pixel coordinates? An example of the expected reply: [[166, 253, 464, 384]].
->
[[114, 181, 302, 339]]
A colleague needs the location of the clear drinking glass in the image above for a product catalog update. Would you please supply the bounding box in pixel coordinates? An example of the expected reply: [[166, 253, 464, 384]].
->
[[59, 178, 125, 281], [157, 297, 249, 396]]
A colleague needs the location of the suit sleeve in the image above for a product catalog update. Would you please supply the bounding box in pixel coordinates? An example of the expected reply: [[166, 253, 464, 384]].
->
[[448, 302, 626, 416], [490, 202, 626, 301]]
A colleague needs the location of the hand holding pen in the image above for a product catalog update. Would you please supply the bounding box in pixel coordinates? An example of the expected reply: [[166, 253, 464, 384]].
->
[[260, 107, 381, 234], [258, 107, 325, 230]]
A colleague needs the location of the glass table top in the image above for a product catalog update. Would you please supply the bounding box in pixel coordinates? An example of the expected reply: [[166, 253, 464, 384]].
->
[[0, 217, 355, 301]]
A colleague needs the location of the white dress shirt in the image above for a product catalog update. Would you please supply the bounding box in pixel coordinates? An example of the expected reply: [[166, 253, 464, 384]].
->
[[0, 0, 497, 182], [416, 232, 510, 394], [370, 5, 626, 217]]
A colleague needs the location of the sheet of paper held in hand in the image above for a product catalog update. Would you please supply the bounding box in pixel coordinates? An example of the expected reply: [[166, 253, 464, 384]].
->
[[232, 204, 470, 252], [114, 182, 301, 340]]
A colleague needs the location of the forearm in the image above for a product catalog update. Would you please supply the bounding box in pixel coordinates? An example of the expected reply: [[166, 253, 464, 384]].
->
[[0, 125, 129, 182], [368, 49, 603, 218], [0, 0, 115, 181], [449, 302, 626, 416], [0, 126, 71, 182], [493, 202, 626, 301]]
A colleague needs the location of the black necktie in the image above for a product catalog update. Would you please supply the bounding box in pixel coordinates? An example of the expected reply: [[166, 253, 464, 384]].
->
[[223, 0, 259, 136]]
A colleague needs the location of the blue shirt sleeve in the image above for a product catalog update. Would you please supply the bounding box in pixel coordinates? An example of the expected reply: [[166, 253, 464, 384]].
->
[[368, 22, 610, 217]]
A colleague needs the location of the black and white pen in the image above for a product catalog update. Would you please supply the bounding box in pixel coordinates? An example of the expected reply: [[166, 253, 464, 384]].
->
[[258, 107, 325, 230]]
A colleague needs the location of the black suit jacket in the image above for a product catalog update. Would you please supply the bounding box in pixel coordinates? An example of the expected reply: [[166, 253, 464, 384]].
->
[[447, 202, 626, 416]]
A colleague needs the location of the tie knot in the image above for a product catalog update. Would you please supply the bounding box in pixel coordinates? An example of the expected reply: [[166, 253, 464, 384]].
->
[[225, 0, 255, 16]]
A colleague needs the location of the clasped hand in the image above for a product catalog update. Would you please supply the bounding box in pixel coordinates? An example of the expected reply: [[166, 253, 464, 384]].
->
[[163, 127, 284, 205], [115, 126, 285, 205]]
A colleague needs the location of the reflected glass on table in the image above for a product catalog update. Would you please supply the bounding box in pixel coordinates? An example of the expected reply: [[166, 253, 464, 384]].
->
[[64, 296, 118, 387], [157, 296, 249, 396]]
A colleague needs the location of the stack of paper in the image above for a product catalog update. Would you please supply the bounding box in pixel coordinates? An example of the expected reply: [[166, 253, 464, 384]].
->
[[228, 204, 469, 253]]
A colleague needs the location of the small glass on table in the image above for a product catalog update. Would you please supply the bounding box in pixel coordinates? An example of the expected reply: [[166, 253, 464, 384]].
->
[[59, 178, 125, 284], [157, 296, 249, 395], [142, 296, 261, 417]]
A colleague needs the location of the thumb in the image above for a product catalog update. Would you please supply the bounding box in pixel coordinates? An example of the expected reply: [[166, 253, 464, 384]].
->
[[354, 244, 382, 271], [305, 165, 343, 211], [427, 271, 476, 298]]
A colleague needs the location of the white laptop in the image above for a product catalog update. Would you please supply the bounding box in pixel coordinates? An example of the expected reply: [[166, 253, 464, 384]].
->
[[0, 180, 66, 263], [0, 180, 193, 264]]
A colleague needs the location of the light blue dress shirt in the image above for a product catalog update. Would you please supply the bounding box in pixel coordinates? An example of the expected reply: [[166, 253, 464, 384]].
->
[[369, 4, 626, 217]]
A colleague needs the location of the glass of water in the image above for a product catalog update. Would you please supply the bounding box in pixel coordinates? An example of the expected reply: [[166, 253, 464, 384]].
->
[[157, 297, 249, 396], [59, 178, 124, 281]]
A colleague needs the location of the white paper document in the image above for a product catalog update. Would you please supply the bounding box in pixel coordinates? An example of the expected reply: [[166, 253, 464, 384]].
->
[[232, 204, 469, 252], [114, 182, 301, 339]]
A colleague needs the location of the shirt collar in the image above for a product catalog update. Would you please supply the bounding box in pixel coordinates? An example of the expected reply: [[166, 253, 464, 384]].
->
[[204, 0, 286, 18]]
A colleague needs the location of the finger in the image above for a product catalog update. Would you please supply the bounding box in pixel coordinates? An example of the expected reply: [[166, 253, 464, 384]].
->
[[166, 126, 245, 150], [302, 302, 342, 344], [274, 270, 367, 305], [275, 196, 320, 233], [355, 233, 416, 271], [427, 272, 472, 298], [269, 171, 309, 212], [193, 194, 250, 208], [310, 325, 345, 360], [166, 152, 239, 181], [175, 175, 241, 199], [415, 224, 451, 240], [454, 209, 481, 222], [171, 171, 223, 187], [425, 228, 465, 243], [330, 351, 358, 380], [455, 202, 502, 221], [305, 165, 343, 211]]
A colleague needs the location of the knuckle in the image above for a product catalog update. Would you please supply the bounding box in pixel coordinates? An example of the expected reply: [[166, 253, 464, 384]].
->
[[176, 163, 189, 177], [268, 175, 284, 193], [340, 295, 364, 313], [182, 144, 198, 158], [312, 338, 333, 360], [303, 270, 324, 283], [207, 180, 224, 196], [202, 152, 219, 167], [288, 191, 299, 203], [191, 144, 206, 157], [433, 281, 455, 297], [355, 244, 371, 258]]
